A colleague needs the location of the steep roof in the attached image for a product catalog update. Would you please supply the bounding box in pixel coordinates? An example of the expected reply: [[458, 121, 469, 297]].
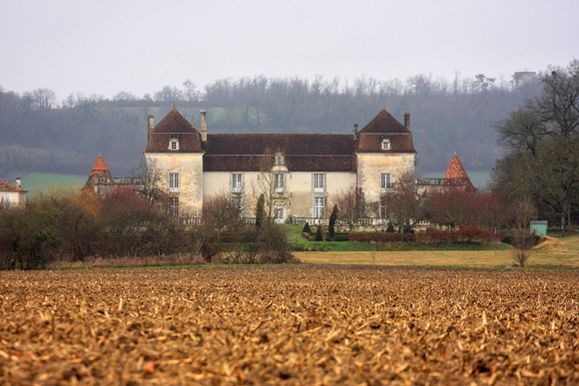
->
[[153, 107, 197, 133], [0, 179, 27, 193], [146, 108, 203, 152], [90, 153, 110, 176], [359, 109, 408, 133], [444, 154, 469, 179], [443, 154, 475, 190]]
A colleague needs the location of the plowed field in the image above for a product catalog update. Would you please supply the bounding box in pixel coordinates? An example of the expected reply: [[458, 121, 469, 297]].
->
[[1, 267, 577, 385]]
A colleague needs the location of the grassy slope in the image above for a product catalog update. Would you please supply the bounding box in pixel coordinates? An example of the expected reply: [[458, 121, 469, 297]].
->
[[295, 235, 579, 269], [22, 172, 85, 195]]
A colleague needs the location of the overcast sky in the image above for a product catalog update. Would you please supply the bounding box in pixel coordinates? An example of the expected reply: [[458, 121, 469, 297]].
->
[[1, 0, 577, 99]]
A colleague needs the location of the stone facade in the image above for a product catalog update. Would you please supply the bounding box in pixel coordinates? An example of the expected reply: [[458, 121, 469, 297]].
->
[[140, 108, 418, 220]]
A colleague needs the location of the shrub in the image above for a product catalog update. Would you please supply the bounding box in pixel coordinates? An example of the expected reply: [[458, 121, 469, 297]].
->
[[315, 225, 324, 241], [254, 223, 294, 263], [302, 222, 312, 234]]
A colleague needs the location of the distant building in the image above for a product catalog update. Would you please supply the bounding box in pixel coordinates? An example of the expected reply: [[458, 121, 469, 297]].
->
[[83, 153, 143, 198], [86, 107, 476, 222], [512, 71, 538, 88], [417, 154, 476, 194], [142, 107, 416, 220], [0, 178, 28, 207]]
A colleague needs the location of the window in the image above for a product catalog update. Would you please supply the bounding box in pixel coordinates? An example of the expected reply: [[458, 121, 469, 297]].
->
[[275, 173, 284, 191], [313, 173, 325, 192], [169, 172, 179, 191], [380, 173, 391, 190], [314, 197, 325, 218], [232, 173, 242, 192], [274, 207, 284, 222], [169, 137, 179, 151], [169, 197, 179, 217], [381, 139, 391, 151]]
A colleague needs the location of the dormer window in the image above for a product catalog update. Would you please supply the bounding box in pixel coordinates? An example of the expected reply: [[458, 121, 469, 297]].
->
[[169, 137, 179, 151], [381, 138, 391, 151], [274, 152, 285, 166]]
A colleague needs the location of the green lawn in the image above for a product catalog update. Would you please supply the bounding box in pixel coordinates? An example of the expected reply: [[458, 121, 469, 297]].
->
[[21, 172, 86, 195]]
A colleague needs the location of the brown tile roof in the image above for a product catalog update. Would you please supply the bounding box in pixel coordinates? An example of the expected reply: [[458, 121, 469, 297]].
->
[[355, 132, 416, 153], [146, 108, 203, 152], [359, 109, 408, 133], [146, 132, 203, 153], [205, 134, 354, 155], [0, 179, 27, 193], [203, 134, 356, 172], [153, 107, 197, 133], [204, 154, 356, 172]]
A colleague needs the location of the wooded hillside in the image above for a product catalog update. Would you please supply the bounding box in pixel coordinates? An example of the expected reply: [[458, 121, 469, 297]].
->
[[0, 75, 540, 178]]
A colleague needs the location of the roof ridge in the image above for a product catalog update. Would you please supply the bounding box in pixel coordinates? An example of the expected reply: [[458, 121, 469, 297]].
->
[[359, 109, 408, 133]]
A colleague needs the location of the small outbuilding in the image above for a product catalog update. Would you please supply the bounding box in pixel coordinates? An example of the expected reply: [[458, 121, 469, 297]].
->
[[0, 178, 28, 207], [530, 220, 548, 236]]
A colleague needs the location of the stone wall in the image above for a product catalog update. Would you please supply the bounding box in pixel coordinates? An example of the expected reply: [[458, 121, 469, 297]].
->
[[145, 153, 204, 215], [356, 153, 415, 204]]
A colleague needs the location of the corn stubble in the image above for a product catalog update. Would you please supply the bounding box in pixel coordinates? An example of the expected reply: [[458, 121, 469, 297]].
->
[[0, 268, 577, 385]]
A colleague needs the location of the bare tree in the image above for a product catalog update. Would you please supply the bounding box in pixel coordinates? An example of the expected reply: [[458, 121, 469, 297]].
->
[[334, 185, 364, 228], [511, 198, 537, 267], [202, 193, 244, 243], [136, 157, 163, 206], [387, 171, 422, 232], [26, 88, 56, 110], [250, 150, 282, 222]]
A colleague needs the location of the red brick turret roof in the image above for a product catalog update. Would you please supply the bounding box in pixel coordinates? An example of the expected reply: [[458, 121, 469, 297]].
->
[[443, 154, 475, 190], [91, 153, 110, 176]]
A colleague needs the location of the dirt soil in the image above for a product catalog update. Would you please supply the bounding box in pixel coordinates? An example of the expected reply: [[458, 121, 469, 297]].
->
[[1, 267, 577, 385]]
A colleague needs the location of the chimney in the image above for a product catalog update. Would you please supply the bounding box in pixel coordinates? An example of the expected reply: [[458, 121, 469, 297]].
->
[[353, 123, 359, 139], [15, 177, 21, 188], [404, 113, 411, 130], [200, 110, 208, 142], [147, 114, 154, 141]]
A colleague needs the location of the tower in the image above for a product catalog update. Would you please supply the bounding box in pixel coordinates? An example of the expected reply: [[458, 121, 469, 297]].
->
[[355, 109, 416, 217], [144, 108, 204, 216]]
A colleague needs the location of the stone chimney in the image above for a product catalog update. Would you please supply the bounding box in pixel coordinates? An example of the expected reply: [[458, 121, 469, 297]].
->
[[404, 113, 411, 130], [353, 123, 359, 139], [147, 115, 154, 141], [200, 110, 208, 142], [15, 177, 21, 188]]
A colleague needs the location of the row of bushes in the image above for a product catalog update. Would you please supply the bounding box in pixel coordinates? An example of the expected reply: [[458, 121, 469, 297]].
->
[[0, 190, 293, 270], [348, 226, 502, 244]]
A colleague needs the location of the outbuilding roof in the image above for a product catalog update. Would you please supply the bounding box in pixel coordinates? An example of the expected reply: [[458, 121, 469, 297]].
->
[[0, 179, 27, 193]]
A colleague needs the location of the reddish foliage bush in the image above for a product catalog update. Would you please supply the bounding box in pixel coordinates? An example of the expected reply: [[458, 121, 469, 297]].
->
[[350, 225, 502, 245]]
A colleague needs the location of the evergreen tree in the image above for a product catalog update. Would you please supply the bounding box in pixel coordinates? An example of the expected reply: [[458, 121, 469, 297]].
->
[[255, 194, 265, 229], [302, 222, 311, 234], [328, 205, 338, 241]]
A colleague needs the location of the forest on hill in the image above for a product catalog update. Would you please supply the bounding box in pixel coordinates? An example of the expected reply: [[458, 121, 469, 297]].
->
[[0, 74, 541, 179]]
